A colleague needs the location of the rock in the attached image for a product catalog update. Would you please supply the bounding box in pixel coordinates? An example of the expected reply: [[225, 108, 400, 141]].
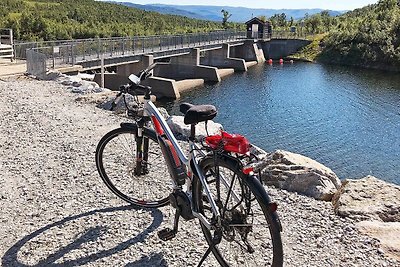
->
[[356, 221, 400, 261], [61, 80, 73, 86], [68, 81, 101, 94], [42, 70, 62, 81], [76, 72, 95, 81], [261, 150, 341, 201], [158, 107, 170, 120], [166, 115, 223, 141], [249, 143, 268, 158], [110, 93, 138, 114], [93, 93, 156, 115], [1, 78, 398, 267], [72, 81, 83, 87], [59, 75, 82, 86], [332, 176, 400, 222]]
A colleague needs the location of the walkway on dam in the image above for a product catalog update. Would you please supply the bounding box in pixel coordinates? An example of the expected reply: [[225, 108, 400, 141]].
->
[[25, 31, 249, 75], [23, 31, 309, 76]]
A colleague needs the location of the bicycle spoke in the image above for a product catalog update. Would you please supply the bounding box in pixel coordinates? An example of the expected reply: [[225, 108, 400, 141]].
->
[[96, 128, 171, 207], [194, 156, 281, 266]]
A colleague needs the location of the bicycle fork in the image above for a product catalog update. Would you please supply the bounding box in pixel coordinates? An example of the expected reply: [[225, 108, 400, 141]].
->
[[134, 127, 148, 175]]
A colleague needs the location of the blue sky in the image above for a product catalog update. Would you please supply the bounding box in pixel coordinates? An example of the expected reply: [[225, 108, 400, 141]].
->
[[105, 0, 379, 10]]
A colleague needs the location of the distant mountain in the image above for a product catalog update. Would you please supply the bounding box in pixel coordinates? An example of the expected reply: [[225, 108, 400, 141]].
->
[[114, 3, 346, 22], [114, 2, 213, 21]]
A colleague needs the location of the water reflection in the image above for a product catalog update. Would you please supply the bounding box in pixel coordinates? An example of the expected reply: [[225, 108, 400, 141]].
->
[[159, 63, 400, 184]]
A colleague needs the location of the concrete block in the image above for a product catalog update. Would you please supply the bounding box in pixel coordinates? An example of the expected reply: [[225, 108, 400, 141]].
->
[[245, 61, 258, 68], [217, 68, 235, 79], [170, 48, 200, 66], [116, 55, 154, 76], [94, 73, 129, 90], [176, 79, 204, 93], [229, 39, 265, 65], [143, 76, 180, 99], [154, 58, 220, 82], [196, 65, 221, 82], [201, 44, 247, 71], [262, 39, 311, 59]]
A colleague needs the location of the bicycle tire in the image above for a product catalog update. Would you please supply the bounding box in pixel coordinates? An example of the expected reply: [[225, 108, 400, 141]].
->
[[193, 154, 283, 266], [95, 126, 171, 208]]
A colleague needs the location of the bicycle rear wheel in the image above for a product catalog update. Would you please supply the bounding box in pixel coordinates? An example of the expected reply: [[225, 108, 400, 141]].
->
[[193, 155, 283, 266], [95, 126, 171, 208]]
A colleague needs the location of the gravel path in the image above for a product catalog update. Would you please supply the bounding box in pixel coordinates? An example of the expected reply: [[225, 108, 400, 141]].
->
[[0, 77, 398, 266]]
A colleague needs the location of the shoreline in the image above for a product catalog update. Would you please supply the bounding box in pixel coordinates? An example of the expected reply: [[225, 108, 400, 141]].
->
[[0, 76, 398, 265]]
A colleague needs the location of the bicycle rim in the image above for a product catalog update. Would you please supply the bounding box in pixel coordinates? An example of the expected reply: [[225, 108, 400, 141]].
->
[[194, 156, 283, 266], [96, 127, 171, 208]]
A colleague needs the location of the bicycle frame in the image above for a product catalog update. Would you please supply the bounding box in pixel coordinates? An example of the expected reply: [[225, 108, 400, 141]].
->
[[139, 99, 221, 230], [99, 87, 283, 266]]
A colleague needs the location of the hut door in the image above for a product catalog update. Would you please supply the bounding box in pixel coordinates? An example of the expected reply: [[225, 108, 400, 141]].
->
[[251, 24, 259, 38]]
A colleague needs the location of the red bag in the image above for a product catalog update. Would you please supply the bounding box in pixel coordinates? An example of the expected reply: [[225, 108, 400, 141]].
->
[[205, 131, 250, 155]]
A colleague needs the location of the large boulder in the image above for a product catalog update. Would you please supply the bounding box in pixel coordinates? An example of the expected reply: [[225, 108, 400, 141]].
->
[[166, 115, 223, 141], [92, 93, 156, 114], [68, 81, 102, 94], [261, 150, 341, 201], [332, 176, 400, 222], [356, 221, 400, 261]]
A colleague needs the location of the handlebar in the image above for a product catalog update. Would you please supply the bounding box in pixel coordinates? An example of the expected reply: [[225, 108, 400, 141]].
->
[[138, 62, 157, 81], [110, 65, 155, 111], [118, 83, 151, 94]]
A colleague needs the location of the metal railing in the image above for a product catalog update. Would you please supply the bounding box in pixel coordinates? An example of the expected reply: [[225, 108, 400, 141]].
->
[[24, 31, 247, 75], [23, 30, 311, 76], [270, 30, 314, 40], [20, 31, 246, 60]]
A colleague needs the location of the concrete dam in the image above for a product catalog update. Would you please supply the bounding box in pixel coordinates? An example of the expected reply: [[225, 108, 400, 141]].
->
[[24, 31, 310, 99]]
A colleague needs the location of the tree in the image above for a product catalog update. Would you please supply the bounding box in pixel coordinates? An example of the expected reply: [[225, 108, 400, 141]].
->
[[289, 17, 294, 27], [0, 0, 243, 41], [269, 13, 287, 29], [258, 15, 267, 22], [221, 9, 232, 29]]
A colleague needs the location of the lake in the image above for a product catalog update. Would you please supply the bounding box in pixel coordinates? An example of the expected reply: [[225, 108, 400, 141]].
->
[[160, 62, 400, 185]]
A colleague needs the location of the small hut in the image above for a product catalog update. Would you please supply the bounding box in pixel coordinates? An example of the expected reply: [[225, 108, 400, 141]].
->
[[245, 17, 271, 39]]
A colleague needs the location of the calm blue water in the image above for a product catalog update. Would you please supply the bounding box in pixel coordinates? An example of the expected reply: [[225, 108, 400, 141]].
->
[[160, 63, 400, 184]]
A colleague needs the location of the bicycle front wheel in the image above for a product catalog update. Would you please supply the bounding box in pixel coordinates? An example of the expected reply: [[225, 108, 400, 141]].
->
[[193, 155, 283, 266], [95, 126, 171, 208]]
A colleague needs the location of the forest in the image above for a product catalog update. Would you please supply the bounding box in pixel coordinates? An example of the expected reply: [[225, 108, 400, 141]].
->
[[0, 0, 237, 41], [318, 0, 400, 70], [269, 0, 400, 70], [1, 0, 399, 70]]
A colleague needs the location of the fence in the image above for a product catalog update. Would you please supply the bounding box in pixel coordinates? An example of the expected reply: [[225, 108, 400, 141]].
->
[[24, 31, 247, 73], [269, 30, 313, 40], [24, 30, 310, 74]]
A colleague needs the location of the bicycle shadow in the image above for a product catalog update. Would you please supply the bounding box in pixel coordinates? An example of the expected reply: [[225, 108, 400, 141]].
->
[[2, 205, 166, 267], [125, 252, 168, 267]]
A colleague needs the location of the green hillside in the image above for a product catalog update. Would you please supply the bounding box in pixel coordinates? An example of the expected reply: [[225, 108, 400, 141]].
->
[[0, 0, 232, 41], [318, 0, 400, 70]]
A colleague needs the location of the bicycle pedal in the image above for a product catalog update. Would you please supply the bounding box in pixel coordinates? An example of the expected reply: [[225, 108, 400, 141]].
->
[[157, 228, 176, 241]]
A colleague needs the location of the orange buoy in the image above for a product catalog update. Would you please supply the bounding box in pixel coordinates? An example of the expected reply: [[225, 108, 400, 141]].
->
[[268, 59, 273, 65], [279, 58, 284, 64]]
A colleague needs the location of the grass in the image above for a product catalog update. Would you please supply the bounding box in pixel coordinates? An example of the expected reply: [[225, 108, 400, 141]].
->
[[290, 33, 327, 62]]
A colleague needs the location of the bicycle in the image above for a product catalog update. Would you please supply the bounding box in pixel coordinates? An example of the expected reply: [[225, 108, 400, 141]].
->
[[95, 64, 283, 266]]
